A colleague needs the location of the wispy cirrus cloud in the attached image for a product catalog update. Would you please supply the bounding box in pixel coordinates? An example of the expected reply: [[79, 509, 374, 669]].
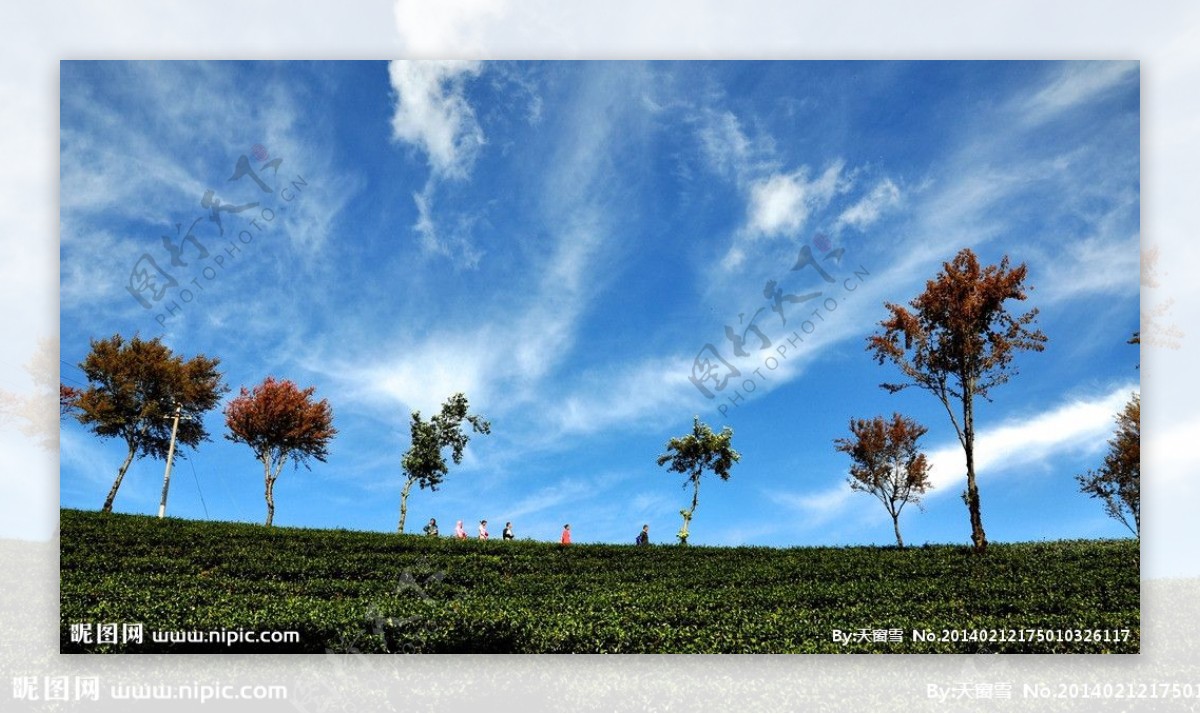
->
[[1037, 233, 1141, 303], [1022, 61, 1138, 124], [322, 63, 646, 429], [411, 184, 484, 268], [696, 109, 777, 183], [836, 177, 902, 232], [60, 62, 359, 324], [501, 475, 601, 523], [543, 356, 697, 439]]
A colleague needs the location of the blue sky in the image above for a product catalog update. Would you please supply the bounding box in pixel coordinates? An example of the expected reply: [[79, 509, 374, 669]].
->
[[59, 60, 1140, 547]]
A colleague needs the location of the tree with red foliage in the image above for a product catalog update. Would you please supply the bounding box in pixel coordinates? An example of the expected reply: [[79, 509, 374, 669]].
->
[[225, 376, 337, 527], [834, 413, 933, 548], [868, 249, 1046, 553], [60, 384, 81, 418]]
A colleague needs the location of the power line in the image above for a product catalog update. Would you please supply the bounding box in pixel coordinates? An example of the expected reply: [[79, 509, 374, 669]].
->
[[190, 447, 245, 522], [183, 453, 209, 519], [59, 360, 88, 387]]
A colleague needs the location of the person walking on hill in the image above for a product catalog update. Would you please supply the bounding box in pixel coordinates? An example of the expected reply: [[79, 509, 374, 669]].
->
[[635, 524, 650, 546], [454, 520, 467, 539], [479, 519, 489, 540], [423, 518, 439, 537], [503, 521, 514, 540], [561, 523, 571, 545]]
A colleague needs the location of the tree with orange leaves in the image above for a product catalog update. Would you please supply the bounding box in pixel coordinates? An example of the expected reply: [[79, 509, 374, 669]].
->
[[868, 249, 1046, 553], [65, 334, 227, 514], [225, 376, 337, 526], [1077, 393, 1139, 537], [834, 413, 932, 548]]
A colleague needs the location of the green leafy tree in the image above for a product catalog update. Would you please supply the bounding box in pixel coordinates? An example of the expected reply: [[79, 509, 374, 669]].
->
[[224, 376, 337, 527], [398, 393, 490, 533], [868, 248, 1046, 552], [834, 413, 933, 548], [66, 334, 226, 513], [1077, 393, 1139, 537], [656, 416, 740, 545]]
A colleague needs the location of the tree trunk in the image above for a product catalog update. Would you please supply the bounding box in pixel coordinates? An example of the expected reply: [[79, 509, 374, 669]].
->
[[263, 457, 276, 527], [679, 472, 702, 545], [398, 477, 415, 533], [102, 443, 138, 513], [892, 513, 905, 549], [963, 388, 987, 553], [265, 478, 276, 527]]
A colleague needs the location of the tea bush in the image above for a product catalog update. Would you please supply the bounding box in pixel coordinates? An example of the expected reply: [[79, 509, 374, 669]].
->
[[60, 509, 1138, 653]]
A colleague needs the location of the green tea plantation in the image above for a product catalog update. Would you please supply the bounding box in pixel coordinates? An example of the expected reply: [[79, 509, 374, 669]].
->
[[60, 508, 1139, 653]]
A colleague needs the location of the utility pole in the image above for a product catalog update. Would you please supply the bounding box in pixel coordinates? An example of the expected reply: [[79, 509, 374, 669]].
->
[[158, 403, 182, 519]]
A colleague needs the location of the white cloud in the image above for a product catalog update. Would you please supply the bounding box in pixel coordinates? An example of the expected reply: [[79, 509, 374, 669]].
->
[[836, 178, 902, 231], [388, 61, 488, 267], [746, 161, 846, 238], [335, 331, 495, 419], [691, 104, 866, 276], [388, 60, 485, 180], [748, 173, 808, 236], [771, 384, 1136, 522], [59, 123, 209, 222], [922, 384, 1136, 495], [719, 160, 849, 271], [1023, 61, 1138, 124]]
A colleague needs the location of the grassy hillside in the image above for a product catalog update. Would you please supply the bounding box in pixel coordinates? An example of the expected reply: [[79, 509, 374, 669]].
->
[[59, 508, 1139, 653]]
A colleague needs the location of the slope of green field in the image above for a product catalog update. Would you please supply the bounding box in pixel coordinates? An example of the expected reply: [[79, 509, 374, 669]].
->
[[59, 508, 1139, 653]]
